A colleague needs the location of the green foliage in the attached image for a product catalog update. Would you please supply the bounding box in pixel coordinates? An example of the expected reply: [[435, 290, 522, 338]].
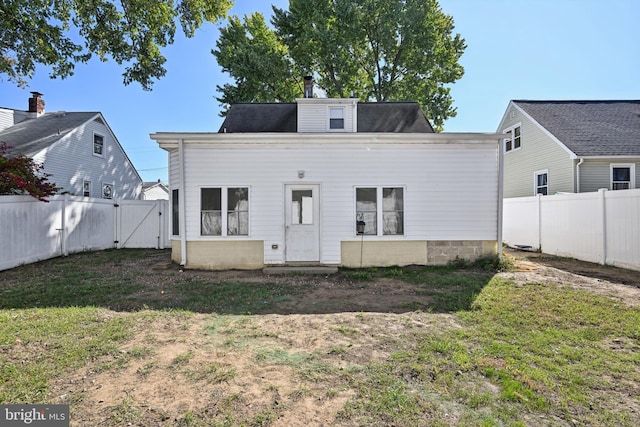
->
[[0, 0, 232, 90], [0, 142, 58, 201], [214, 0, 466, 130]]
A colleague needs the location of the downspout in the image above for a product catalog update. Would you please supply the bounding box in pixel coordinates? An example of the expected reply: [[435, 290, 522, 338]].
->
[[576, 158, 584, 193], [178, 137, 187, 268], [497, 137, 505, 259], [352, 99, 358, 132]]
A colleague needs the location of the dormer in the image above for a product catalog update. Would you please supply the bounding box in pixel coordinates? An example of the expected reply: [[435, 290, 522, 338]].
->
[[296, 98, 358, 133]]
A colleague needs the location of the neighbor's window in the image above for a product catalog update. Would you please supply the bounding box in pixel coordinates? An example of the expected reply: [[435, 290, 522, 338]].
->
[[504, 124, 521, 152], [83, 180, 91, 197], [329, 107, 345, 130], [172, 189, 179, 236], [534, 170, 548, 195], [102, 183, 113, 199], [93, 134, 104, 156], [356, 187, 404, 235], [611, 164, 635, 190], [201, 187, 249, 236]]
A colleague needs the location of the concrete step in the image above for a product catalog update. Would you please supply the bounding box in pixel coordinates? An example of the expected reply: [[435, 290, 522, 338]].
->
[[262, 266, 339, 275]]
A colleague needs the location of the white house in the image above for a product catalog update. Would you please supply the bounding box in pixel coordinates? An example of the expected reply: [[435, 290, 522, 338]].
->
[[142, 180, 170, 200], [151, 93, 504, 270], [0, 92, 142, 199]]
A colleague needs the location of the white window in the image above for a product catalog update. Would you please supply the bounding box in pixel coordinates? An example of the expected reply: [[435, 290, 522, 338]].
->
[[610, 164, 635, 190], [534, 170, 548, 195], [102, 183, 113, 199], [503, 124, 521, 153], [93, 133, 104, 156], [329, 107, 344, 130], [201, 187, 249, 236], [355, 187, 404, 236], [83, 180, 91, 197]]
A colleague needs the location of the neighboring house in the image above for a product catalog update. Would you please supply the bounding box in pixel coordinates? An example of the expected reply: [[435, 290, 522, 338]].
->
[[498, 100, 640, 198], [151, 88, 504, 270], [0, 92, 142, 199], [142, 180, 169, 200]]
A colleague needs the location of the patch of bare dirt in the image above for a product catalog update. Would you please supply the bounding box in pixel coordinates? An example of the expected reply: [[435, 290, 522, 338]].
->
[[45, 249, 640, 426]]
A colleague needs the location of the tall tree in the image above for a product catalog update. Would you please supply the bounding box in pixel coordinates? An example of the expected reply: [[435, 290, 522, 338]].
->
[[0, 0, 232, 90], [214, 0, 466, 130]]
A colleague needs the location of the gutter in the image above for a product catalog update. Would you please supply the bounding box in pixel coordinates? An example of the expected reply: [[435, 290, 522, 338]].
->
[[497, 137, 505, 259], [576, 158, 584, 193], [178, 137, 187, 268]]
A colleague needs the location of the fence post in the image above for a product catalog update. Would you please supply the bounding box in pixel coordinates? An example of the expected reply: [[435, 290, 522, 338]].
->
[[599, 188, 607, 265], [59, 194, 69, 256], [536, 193, 542, 252]]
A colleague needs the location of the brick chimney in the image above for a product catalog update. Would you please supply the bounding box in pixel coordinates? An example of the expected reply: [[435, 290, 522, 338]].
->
[[303, 76, 313, 98], [28, 92, 45, 117]]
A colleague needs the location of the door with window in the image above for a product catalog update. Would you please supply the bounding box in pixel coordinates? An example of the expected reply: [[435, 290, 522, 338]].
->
[[285, 185, 320, 262]]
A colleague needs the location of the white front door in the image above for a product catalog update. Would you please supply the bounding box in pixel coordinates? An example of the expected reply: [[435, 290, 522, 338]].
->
[[285, 184, 320, 262]]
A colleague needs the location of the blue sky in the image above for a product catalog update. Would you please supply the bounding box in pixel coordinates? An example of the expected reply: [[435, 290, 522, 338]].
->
[[1, 0, 639, 183]]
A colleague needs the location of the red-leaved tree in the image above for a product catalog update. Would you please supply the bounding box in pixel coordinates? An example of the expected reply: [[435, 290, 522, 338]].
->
[[0, 142, 58, 201]]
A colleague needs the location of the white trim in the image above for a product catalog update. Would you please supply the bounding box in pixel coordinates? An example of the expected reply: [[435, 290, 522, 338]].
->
[[101, 182, 114, 199], [503, 122, 522, 154], [610, 163, 636, 190], [82, 179, 91, 197], [92, 132, 105, 157], [150, 132, 506, 149], [533, 169, 549, 196], [327, 106, 345, 132], [199, 185, 251, 238], [354, 185, 406, 237]]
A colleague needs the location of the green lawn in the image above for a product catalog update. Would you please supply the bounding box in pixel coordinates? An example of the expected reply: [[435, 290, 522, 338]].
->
[[1, 249, 638, 426]]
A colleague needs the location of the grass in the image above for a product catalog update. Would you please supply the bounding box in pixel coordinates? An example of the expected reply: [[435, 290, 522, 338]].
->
[[1, 249, 639, 426]]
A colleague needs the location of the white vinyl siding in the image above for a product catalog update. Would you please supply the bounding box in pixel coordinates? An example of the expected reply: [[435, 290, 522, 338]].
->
[[580, 160, 640, 192], [33, 117, 141, 199], [178, 140, 499, 265], [500, 105, 575, 198], [297, 99, 356, 132]]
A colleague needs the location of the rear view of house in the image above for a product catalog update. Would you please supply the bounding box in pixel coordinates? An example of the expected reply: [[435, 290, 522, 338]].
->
[[151, 93, 504, 270], [0, 92, 142, 199]]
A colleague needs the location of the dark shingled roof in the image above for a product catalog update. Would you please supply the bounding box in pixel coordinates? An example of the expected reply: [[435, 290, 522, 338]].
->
[[218, 101, 434, 133], [0, 112, 99, 157], [218, 103, 297, 133], [513, 100, 640, 156], [357, 102, 434, 132]]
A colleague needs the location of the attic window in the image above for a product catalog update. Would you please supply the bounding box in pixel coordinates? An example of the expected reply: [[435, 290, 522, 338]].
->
[[504, 124, 521, 153], [102, 183, 113, 199], [93, 134, 104, 156], [329, 107, 344, 130]]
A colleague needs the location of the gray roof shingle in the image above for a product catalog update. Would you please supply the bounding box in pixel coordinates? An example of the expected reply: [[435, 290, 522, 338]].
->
[[513, 100, 640, 156], [0, 112, 99, 157], [218, 101, 434, 133]]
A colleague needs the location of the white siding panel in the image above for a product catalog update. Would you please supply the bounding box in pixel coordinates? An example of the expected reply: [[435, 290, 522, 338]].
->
[[40, 118, 141, 199], [181, 142, 499, 265]]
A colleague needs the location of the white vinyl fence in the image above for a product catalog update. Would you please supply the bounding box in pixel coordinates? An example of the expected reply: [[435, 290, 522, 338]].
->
[[503, 188, 640, 271], [0, 195, 170, 271]]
